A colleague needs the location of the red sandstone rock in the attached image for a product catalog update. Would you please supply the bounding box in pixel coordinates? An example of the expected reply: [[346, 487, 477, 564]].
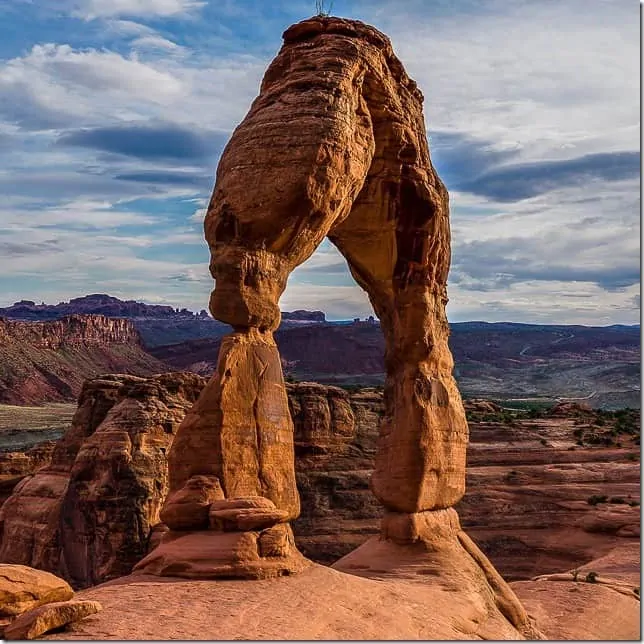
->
[[0, 373, 204, 588], [166, 331, 300, 521], [4, 599, 101, 640], [199, 15, 467, 516], [0, 565, 73, 617], [160, 475, 224, 531], [0, 376, 638, 589]]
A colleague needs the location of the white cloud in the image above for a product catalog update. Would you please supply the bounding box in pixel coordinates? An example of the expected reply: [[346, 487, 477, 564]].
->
[[72, 0, 205, 21], [0, 0, 637, 324], [131, 34, 185, 52], [0, 39, 264, 134], [446, 280, 640, 326], [379, 0, 638, 161], [189, 207, 206, 222], [0, 44, 185, 130]]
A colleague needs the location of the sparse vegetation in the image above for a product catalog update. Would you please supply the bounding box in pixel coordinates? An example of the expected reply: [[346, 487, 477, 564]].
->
[[585, 571, 598, 583], [315, 0, 334, 17], [569, 407, 640, 449], [339, 383, 363, 393], [587, 495, 608, 506]]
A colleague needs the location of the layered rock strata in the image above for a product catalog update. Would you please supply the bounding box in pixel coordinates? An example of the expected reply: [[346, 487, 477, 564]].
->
[[132, 15, 536, 636], [0, 314, 167, 404], [0, 373, 203, 588]]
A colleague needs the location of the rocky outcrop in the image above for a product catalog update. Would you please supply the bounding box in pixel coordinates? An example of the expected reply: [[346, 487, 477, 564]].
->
[[130, 14, 538, 637], [281, 310, 326, 322], [0, 565, 73, 617], [4, 599, 102, 640], [0, 315, 168, 404], [0, 442, 57, 506], [136, 13, 475, 594], [0, 377, 639, 590], [0, 295, 330, 349], [0, 373, 204, 588], [0, 295, 182, 321]]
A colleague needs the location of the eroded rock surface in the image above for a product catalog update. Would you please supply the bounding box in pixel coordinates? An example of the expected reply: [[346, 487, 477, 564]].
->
[[4, 599, 102, 640], [0, 373, 203, 588], [0, 377, 639, 589], [136, 13, 471, 586], [0, 565, 73, 617], [0, 315, 167, 404], [198, 15, 467, 516]]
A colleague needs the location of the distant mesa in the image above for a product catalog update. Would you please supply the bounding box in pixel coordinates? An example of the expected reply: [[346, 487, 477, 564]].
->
[[0, 294, 326, 324]]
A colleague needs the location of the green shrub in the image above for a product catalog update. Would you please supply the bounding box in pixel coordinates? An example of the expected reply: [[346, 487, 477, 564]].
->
[[585, 571, 598, 583], [587, 495, 607, 506]]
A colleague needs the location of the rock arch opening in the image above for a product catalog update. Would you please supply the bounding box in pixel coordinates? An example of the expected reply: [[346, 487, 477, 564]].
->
[[133, 16, 538, 638]]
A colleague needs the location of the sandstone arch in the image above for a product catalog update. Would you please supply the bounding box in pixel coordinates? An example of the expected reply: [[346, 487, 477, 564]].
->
[[134, 16, 538, 637], [165, 16, 467, 516]]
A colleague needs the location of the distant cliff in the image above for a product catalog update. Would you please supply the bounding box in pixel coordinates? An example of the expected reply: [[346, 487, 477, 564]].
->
[[150, 321, 641, 408], [0, 314, 168, 404], [0, 314, 142, 349], [0, 294, 201, 321], [0, 294, 327, 347]]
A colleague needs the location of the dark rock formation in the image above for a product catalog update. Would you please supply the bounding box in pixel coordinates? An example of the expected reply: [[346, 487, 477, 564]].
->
[[0, 373, 204, 588]]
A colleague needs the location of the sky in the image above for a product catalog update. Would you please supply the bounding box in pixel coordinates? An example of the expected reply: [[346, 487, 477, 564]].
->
[[0, 0, 639, 325]]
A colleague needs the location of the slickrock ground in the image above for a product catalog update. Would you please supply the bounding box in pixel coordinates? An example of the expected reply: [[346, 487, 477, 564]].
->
[[43, 565, 522, 640], [41, 543, 639, 640], [512, 542, 640, 640]]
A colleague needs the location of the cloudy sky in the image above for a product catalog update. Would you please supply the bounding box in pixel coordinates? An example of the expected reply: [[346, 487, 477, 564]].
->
[[0, 0, 639, 324]]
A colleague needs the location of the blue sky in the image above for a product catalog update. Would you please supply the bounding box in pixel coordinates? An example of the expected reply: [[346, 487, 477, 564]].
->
[[0, 0, 639, 324]]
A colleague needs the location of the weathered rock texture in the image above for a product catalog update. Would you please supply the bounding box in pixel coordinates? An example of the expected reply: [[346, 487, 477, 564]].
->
[[0, 442, 57, 506], [39, 545, 640, 641], [4, 599, 101, 640], [0, 565, 73, 617], [201, 15, 467, 514], [0, 373, 203, 588], [0, 314, 167, 404], [138, 14, 470, 585]]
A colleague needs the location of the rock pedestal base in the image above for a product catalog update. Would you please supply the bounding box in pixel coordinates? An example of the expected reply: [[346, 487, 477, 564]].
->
[[332, 508, 543, 640], [133, 495, 309, 580]]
